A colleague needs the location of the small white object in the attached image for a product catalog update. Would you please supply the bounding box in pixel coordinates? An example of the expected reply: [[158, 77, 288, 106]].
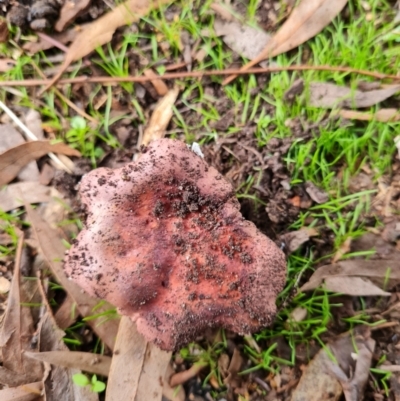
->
[[191, 142, 204, 158]]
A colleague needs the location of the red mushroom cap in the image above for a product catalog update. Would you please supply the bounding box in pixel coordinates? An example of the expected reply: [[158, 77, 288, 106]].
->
[[64, 138, 286, 351]]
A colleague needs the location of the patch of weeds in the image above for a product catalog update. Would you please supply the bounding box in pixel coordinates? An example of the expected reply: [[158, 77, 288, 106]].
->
[[72, 373, 106, 393], [179, 333, 227, 387], [0, 209, 26, 257], [64, 115, 120, 167]]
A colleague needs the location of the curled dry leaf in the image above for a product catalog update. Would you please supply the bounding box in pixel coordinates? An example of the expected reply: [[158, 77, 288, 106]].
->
[[0, 140, 80, 186], [45, 0, 170, 90], [308, 82, 400, 109], [223, 0, 348, 84]]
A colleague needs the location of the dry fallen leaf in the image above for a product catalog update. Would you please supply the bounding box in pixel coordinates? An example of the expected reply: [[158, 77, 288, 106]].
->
[[291, 346, 342, 401], [25, 203, 120, 350], [0, 381, 43, 401], [326, 328, 375, 401], [0, 235, 44, 387], [338, 108, 400, 122], [36, 281, 99, 401], [0, 140, 80, 186], [143, 69, 169, 96], [0, 123, 40, 182], [214, 19, 271, 61], [332, 237, 352, 263], [308, 82, 400, 109], [223, 0, 348, 84], [105, 316, 171, 401], [0, 182, 51, 212], [45, 0, 170, 90], [293, 327, 374, 401], [305, 181, 329, 204], [300, 259, 400, 293], [0, 59, 15, 72], [23, 27, 79, 54], [25, 351, 111, 377], [55, 0, 91, 31], [142, 87, 180, 146], [0, 17, 8, 42], [324, 276, 391, 297], [280, 227, 318, 253]]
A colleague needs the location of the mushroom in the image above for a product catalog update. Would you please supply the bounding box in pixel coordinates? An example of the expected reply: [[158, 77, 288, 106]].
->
[[64, 138, 286, 351]]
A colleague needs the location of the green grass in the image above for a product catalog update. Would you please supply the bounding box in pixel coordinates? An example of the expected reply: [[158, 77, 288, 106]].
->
[[0, 0, 398, 396]]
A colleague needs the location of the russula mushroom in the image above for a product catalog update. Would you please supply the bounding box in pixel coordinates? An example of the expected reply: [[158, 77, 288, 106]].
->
[[64, 138, 286, 351]]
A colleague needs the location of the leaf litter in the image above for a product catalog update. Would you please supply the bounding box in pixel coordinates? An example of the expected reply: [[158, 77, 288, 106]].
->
[[1, 0, 400, 400]]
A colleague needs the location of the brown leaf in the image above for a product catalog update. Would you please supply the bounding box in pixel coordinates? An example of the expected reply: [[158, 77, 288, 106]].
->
[[300, 259, 400, 293], [326, 328, 375, 401], [0, 182, 51, 212], [36, 283, 99, 401], [23, 28, 79, 54], [143, 69, 169, 96], [55, 0, 91, 32], [0, 236, 24, 373], [0, 17, 8, 42], [169, 362, 207, 387], [0, 59, 16, 72], [54, 295, 78, 330], [291, 346, 342, 401], [105, 316, 171, 401], [308, 82, 400, 109], [223, 0, 348, 84], [324, 276, 391, 296], [0, 124, 40, 182], [305, 181, 329, 204], [214, 19, 271, 61], [332, 237, 352, 263], [0, 236, 43, 385], [25, 351, 111, 377], [142, 87, 180, 146], [0, 381, 43, 401], [0, 141, 80, 186], [45, 0, 170, 90], [280, 227, 318, 253], [338, 108, 400, 122], [24, 203, 120, 351]]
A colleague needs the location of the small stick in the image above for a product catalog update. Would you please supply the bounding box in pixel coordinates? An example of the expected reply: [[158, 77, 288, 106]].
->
[[0, 65, 398, 88]]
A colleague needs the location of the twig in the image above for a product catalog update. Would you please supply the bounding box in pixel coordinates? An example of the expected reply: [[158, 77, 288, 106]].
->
[[0, 65, 398, 88], [30, 60, 98, 124], [0, 100, 73, 173]]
